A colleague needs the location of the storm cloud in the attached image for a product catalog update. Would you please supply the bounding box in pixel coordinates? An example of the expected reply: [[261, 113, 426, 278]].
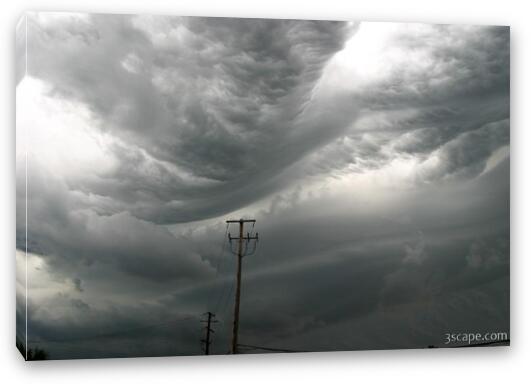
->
[[16, 13, 509, 359]]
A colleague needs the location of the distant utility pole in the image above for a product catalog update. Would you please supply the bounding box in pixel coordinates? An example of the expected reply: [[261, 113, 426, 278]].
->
[[201, 311, 218, 355], [226, 219, 258, 354]]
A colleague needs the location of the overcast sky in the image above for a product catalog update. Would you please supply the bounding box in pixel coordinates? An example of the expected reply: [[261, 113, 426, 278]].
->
[[16, 13, 509, 359]]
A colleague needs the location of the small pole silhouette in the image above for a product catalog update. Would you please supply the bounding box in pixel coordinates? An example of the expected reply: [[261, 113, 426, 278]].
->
[[226, 219, 258, 354], [201, 311, 218, 355]]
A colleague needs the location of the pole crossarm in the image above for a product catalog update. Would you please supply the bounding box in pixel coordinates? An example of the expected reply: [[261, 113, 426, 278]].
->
[[226, 219, 256, 223]]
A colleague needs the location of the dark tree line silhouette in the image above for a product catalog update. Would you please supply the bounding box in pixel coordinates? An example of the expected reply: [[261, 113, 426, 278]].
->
[[16, 338, 48, 360]]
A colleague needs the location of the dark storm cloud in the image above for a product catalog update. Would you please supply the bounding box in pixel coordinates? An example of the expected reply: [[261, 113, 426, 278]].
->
[[163, 158, 509, 353], [306, 24, 509, 183], [19, 159, 509, 357], [17, 15, 510, 358], [19, 289, 203, 359], [26, 14, 355, 223], [357, 25, 510, 109], [17, 167, 214, 283], [417, 118, 509, 181], [24, 16, 508, 223]]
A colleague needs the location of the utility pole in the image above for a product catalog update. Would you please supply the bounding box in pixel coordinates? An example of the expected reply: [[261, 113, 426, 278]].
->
[[226, 219, 258, 354], [201, 311, 218, 355]]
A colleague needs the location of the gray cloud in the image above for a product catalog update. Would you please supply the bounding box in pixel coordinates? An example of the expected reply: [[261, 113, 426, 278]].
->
[[25, 14, 355, 223], [18, 168, 214, 284], [305, 24, 509, 184], [23, 16, 509, 223], [18, 159, 509, 358]]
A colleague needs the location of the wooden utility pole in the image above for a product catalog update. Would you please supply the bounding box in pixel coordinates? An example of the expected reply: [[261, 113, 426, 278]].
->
[[201, 311, 217, 355], [226, 219, 258, 354]]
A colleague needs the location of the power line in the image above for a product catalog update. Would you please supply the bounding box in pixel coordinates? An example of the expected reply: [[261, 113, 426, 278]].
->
[[213, 223, 230, 278], [210, 223, 233, 314], [213, 268, 234, 315], [237, 343, 307, 353], [426, 339, 510, 349], [220, 279, 235, 318], [207, 223, 229, 312], [450, 339, 510, 348]]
